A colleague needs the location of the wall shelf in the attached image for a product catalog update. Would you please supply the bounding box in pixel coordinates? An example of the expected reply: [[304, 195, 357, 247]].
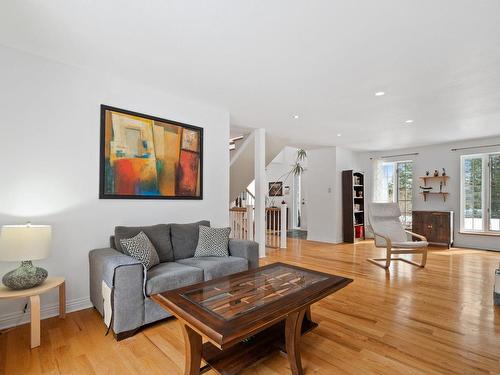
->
[[420, 192, 449, 202], [419, 175, 449, 186]]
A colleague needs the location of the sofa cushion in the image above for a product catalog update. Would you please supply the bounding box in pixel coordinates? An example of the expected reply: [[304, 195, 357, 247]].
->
[[145, 262, 203, 296], [119, 231, 160, 270], [176, 256, 248, 281], [171, 221, 210, 260], [194, 226, 230, 258], [115, 224, 173, 262]]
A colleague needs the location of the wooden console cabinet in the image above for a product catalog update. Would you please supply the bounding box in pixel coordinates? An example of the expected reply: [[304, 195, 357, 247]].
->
[[412, 211, 454, 248]]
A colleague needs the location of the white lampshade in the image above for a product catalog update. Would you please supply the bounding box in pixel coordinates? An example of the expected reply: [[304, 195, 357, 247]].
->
[[0, 224, 52, 261]]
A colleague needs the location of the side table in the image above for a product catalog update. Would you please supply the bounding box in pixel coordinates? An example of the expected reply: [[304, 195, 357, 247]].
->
[[0, 277, 65, 348]]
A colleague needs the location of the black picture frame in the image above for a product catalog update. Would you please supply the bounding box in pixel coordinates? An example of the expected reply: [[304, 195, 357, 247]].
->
[[99, 105, 203, 200], [268, 181, 283, 197]]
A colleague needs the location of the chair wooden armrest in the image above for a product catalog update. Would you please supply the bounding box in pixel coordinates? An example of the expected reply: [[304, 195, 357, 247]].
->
[[405, 230, 427, 242]]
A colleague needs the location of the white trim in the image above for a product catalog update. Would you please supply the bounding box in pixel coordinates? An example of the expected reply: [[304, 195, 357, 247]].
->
[[0, 296, 92, 330], [460, 152, 500, 234]]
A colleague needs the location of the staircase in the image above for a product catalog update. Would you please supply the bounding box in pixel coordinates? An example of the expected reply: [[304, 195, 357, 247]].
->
[[229, 129, 289, 202]]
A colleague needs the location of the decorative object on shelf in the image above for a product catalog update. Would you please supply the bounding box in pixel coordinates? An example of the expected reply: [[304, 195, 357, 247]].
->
[[495, 263, 500, 306], [268, 181, 283, 197], [100, 105, 203, 199], [419, 174, 450, 201], [426, 170, 430, 176], [442, 168, 446, 176], [0, 223, 52, 290]]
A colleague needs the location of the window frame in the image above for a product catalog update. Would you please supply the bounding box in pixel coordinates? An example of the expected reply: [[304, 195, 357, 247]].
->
[[460, 152, 500, 234]]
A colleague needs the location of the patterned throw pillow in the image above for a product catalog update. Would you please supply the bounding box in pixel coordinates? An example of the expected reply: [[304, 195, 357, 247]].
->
[[120, 231, 160, 270], [194, 226, 231, 257]]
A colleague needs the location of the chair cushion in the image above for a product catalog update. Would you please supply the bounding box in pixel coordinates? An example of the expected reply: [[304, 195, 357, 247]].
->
[[372, 219, 408, 245], [194, 226, 231, 257], [370, 203, 402, 218], [145, 262, 204, 295], [392, 241, 429, 248], [115, 224, 173, 262], [176, 256, 248, 281], [171, 221, 210, 260]]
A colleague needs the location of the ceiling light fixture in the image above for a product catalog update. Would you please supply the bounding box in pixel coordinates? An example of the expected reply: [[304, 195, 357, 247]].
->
[[405, 120, 414, 124], [293, 115, 300, 119], [375, 91, 385, 96], [337, 133, 342, 137]]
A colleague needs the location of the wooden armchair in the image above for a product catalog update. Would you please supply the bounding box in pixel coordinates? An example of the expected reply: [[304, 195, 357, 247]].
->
[[367, 203, 428, 269]]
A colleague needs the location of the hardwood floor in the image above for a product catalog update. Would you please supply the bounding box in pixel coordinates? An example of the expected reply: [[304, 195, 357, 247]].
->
[[1, 238, 499, 374]]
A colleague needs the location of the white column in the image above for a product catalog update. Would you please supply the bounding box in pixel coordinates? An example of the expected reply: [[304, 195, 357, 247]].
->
[[246, 204, 254, 241], [254, 128, 266, 258], [280, 204, 287, 249]]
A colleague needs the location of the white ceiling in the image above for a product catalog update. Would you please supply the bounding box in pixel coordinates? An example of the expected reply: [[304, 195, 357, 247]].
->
[[1, 1, 500, 151]]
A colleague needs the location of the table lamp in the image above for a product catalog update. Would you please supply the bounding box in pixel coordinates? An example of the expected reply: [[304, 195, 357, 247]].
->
[[0, 223, 52, 290]]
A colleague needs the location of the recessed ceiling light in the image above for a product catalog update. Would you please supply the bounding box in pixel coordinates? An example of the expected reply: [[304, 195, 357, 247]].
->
[[293, 115, 300, 119], [375, 91, 385, 96], [405, 119, 414, 124], [337, 133, 342, 137]]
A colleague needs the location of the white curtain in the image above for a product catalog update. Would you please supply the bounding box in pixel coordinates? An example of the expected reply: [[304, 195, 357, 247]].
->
[[371, 158, 388, 202], [367, 158, 387, 239]]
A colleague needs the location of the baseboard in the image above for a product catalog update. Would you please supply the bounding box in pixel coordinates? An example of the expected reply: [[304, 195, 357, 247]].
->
[[0, 296, 93, 330]]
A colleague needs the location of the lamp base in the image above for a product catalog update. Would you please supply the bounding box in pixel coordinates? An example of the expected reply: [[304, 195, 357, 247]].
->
[[2, 261, 48, 290]]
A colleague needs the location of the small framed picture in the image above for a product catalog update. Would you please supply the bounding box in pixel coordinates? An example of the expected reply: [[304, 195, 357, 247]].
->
[[269, 181, 283, 196]]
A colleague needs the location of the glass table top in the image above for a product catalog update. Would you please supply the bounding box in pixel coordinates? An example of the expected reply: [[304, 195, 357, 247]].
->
[[181, 264, 328, 320]]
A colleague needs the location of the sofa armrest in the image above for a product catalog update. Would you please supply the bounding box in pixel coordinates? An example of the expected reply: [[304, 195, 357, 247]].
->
[[89, 248, 145, 334], [228, 239, 259, 269]]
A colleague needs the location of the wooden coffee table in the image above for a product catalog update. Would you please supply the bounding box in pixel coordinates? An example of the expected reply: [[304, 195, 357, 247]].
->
[[151, 262, 352, 375]]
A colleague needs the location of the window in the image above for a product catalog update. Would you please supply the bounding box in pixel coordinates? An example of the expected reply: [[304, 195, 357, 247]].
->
[[397, 162, 413, 228], [379, 161, 413, 227], [461, 153, 500, 233]]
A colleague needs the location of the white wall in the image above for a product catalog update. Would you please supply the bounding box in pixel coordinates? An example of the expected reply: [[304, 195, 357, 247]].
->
[[335, 148, 361, 241], [357, 137, 500, 251], [305, 147, 360, 244], [305, 148, 338, 243], [265, 147, 304, 228], [0, 45, 230, 327]]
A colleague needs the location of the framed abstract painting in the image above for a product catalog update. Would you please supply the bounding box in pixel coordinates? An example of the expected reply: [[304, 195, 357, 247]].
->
[[99, 105, 203, 199]]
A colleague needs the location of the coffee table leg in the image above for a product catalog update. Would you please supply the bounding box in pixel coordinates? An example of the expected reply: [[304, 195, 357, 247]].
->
[[30, 295, 41, 349], [285, 308, 306, 375], [181, 323, 202, 375]]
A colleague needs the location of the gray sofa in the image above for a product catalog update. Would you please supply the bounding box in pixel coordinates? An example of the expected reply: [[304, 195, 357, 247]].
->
[[89, 221, 259, 340]]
